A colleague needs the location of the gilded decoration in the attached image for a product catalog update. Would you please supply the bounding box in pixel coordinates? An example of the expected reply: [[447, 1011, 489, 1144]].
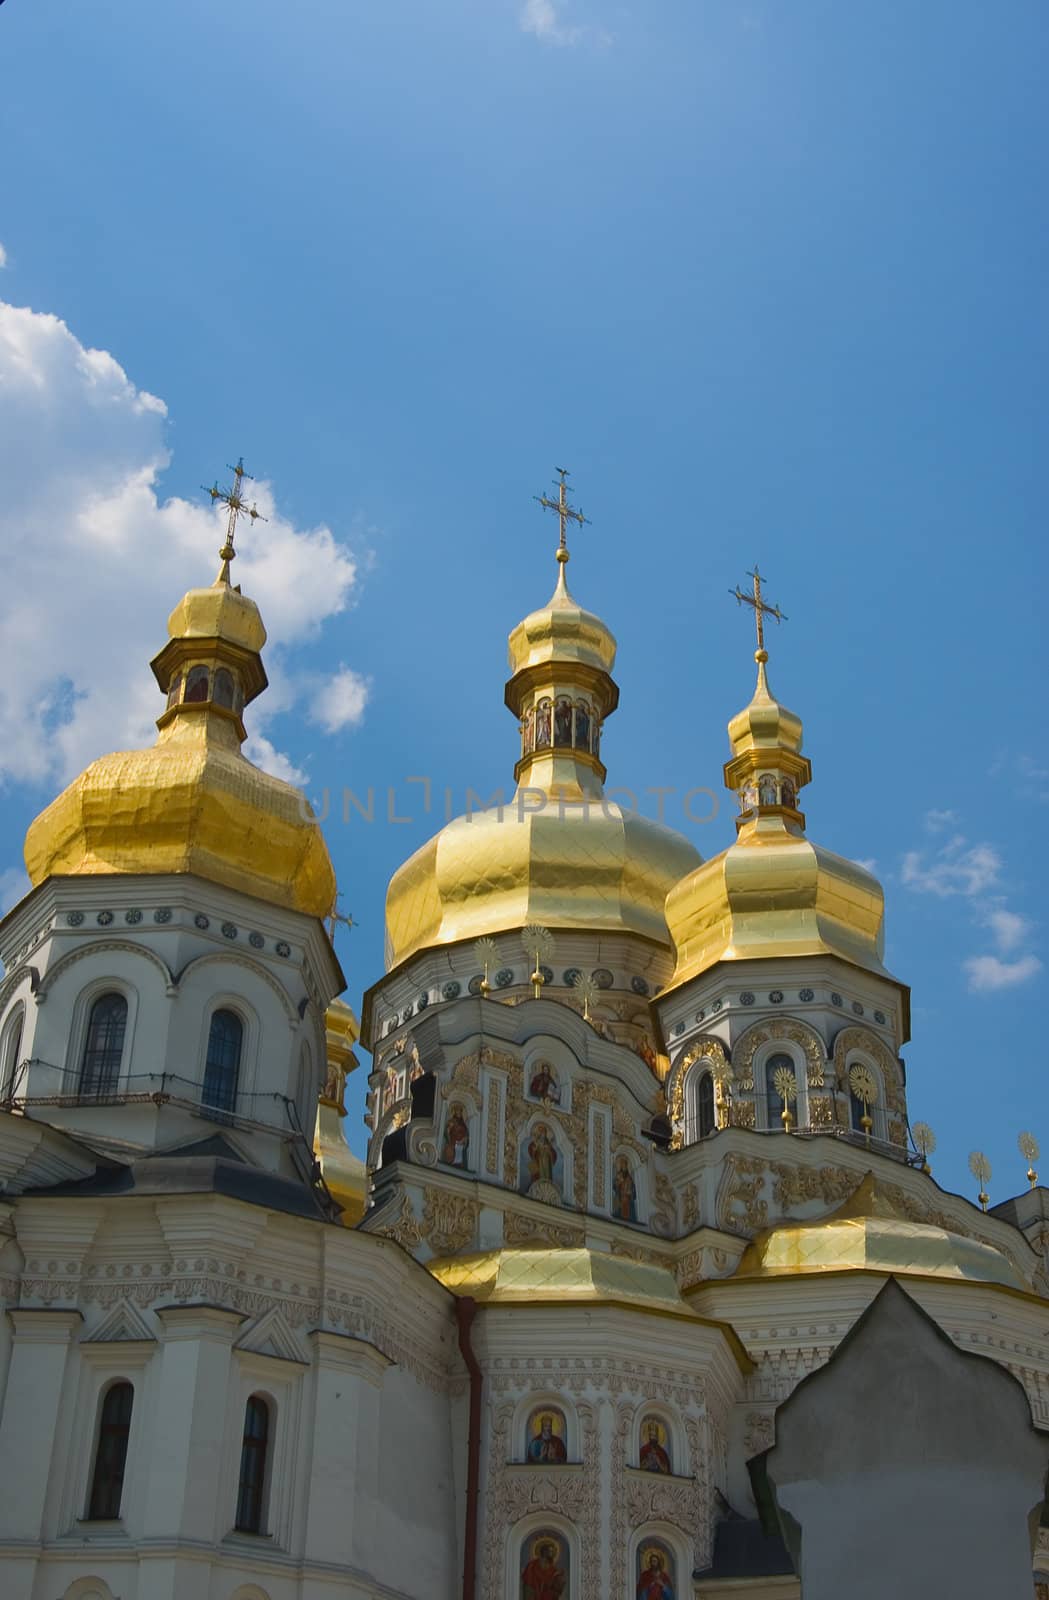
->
[[421, 1187, 479, 1254], [373, 1192, 423, 1250], [808, 1093, 835, 1128], [611, 1401, 712, 1591], [667, 1036, 730, 1145], [831, 1025, 904, 1117], [768, 1162, 858, 1211], [733, 1017, 826, 1091], [682, 1183, 700, 1230], [503, 1210, 585, 1249], [717, 1155, 769, 1234]]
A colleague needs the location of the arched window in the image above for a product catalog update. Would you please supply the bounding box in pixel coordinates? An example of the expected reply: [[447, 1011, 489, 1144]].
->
[[165, 673, 182, 709], [697, 1070, 716, 1138], [765, 1051, 794, 1129], [213, 668, 236, 709], [80, 993, 128, 1097], [0, 1007, 25, 1098], [184, 664, 210, 704], [87, 1381, 133, 1520], [236, 1395, 270, 1533], [202, 1010, 243, 1114]]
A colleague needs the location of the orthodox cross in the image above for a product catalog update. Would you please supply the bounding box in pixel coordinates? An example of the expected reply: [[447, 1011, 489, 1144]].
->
[[535, 467, 589, 564], [327, 897, 358, 944], [203, 456, 267, 580], [729, 564, 787, 655]]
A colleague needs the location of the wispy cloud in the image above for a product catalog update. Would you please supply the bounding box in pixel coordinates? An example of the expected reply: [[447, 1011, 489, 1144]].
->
[[904, 815, 1041, 995], [900, 838, 1000, 897], [519, 0, 612, 47], [963, 953, 1042, 993], [0, 244, 7, 270]]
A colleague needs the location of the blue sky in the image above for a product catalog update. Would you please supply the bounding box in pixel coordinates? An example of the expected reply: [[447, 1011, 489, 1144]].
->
[[0, 0, 1046, 1191]]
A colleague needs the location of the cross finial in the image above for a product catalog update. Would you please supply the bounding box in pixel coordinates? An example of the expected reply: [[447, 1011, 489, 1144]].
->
[[203, 456, 268, 582], [535, 467, 589, 567], [729, 564, 787, 660], [326, 895, 358, 945]]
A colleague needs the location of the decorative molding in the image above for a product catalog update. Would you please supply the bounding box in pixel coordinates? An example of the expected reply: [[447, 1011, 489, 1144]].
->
[[234, 1304, 311, 1365], [35, 939, 175, 1002], [503, 1210, 585, 1249], [81, 1299, 156, 1344], [174, 950, 299, 1027], [420, 1187, 479, 1254], [733, 1017, 826, 1091]]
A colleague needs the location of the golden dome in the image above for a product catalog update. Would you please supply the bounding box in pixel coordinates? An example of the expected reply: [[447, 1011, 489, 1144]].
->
[[429, 1247, 706, 1315], [663, 651, 898, 997], [736, 1174, 1026, 1290], [384, 543, 700, 969], [25, 564, 336, 921], [507, 563, 617, 677]]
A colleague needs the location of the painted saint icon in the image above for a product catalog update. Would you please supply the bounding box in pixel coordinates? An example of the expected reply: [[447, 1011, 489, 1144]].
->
[[636, 1540, 676, 1598], [612, 1155, 638, 1222], [521, 1531, 569, 1599], [529, 1062, 561, 1104], [638, 1416, 672, 1474], [525, 1408, 568, 1465], [441, 1102, 470, 1169], [521, 1122, 563, 1200]]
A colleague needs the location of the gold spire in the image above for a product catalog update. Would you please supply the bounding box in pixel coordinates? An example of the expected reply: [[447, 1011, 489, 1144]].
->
[[535, 467, 588, 569], [376, 470, 702, 971], [24, 527, 337, 920], [661, 562, 905, 1008], [204, 456, 267, 583]]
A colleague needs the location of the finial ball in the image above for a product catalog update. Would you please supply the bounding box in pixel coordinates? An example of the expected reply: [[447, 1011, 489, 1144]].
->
[[556, 546, 570, 564], [755, 648, 768, 664]]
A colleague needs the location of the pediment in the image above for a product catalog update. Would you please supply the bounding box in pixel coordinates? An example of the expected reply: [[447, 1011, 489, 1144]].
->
[[82, 1299, 156, 1344], [234, 1304, 310, 1365]]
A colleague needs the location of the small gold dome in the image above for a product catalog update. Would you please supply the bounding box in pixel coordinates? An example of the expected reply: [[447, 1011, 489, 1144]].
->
[[384, 549, 699, 969], [507, 564, 617, 677], [664, 653, 896, 996], [25, 567, 335, 921], [736, 1175, 1026, 1290], [166, 581, 267, 655]]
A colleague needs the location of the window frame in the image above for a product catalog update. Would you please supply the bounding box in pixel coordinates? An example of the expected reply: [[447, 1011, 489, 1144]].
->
[[85, 1379, 134, 1522]]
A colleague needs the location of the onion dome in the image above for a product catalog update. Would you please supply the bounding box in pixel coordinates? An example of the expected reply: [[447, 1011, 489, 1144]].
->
[[24, 554, 336, 921], [663, 645, 898, 998], [383, 491, 701, 969], [736, 1173, 1026, 1290]]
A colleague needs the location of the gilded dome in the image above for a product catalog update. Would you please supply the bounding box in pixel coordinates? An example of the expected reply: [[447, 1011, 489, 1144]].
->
[[384, 546, 700, 969], [25, 564, 336, 921], [664, 651, 898, 997], [735, 1174, 1026, 1291]]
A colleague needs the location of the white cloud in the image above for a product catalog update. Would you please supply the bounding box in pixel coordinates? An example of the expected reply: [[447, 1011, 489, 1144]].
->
[[309, 666, 370, 734], [855, 857, 878, 875], [0, 244, 7, 270], [963, 953, 1043, 993], [924, 808, 958, 832], [984, 906, 1031, 954], [519, 0, 611, 46], [243, 735, 309, 790], [0, 297, 366, 793], [900, 839, 1001, 897]]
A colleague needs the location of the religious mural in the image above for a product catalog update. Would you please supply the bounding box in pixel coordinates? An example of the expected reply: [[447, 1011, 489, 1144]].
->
[[636, 1539, 676, 1598], [528, 1061, 562, 1105], [521, 1531, 569, 1599], [525, 1407, 569, 1464], [535, 698, 552, 748], [638, 1416, 672, 1474], [612, 1154, 638, 1222], [520, 1121, 564, 1202], [441, 1102, 470, 1169], [554, 697, 573, 746]]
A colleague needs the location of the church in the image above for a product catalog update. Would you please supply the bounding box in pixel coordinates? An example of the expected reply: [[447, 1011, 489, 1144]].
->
[[0, 465, 1047, 1600]]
